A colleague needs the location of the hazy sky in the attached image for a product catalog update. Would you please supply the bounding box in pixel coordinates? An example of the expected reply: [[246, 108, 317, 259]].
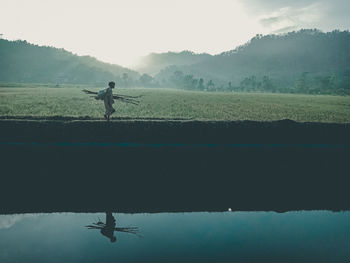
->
[[1, 0, 349, 67]]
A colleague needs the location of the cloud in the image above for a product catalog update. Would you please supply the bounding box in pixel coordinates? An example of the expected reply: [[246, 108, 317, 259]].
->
[[242, 0, 348, 13], [240, 0, 350, 33], [257, 3, 324, 33]]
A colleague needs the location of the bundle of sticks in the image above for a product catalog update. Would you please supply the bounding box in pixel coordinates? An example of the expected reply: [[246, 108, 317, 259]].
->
[[85, 221, 142, 237], [82, 89, 141, 105]]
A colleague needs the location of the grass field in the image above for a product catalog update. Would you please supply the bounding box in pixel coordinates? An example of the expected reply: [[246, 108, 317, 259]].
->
[[1, 84, 350, 122]]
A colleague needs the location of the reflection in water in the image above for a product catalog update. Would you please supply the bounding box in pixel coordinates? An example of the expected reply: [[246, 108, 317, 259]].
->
[[1, 211, 350, 262], [0, 214, 38, 229], [85, 212, 141, 242]]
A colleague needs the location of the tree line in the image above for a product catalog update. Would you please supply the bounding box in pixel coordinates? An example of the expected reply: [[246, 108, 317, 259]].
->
[[134, 70, 350, 95]]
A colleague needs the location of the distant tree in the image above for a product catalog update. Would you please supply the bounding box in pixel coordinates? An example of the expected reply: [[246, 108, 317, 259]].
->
[[170, 71, 184, 88], [295, 72, 309, 93], [261, 76, 275, 92], [139, 73, 154, 87], [183, 74, 198, 90], [240, 76, 259, 91], [319, 76, 335, 92], [198, 78, 205, 90], [122, 73, 129, 87], [227, 81, 233, 91], [206, 80, 215, 91], [336, 70, 350, 95]]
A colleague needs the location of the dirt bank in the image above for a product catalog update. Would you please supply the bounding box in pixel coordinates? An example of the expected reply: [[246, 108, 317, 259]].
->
[[1, 118, 350, 144], [0, 118, 349, 214]]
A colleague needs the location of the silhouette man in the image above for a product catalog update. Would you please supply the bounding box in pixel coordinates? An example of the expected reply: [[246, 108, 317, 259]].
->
[[86, 212, 140, 242]]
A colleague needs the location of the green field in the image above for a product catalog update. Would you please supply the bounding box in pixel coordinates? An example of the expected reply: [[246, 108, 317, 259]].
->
[[1, 84, 350, 122]]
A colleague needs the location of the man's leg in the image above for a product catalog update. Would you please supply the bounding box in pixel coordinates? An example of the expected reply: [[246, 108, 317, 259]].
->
[[104, 99, 111, 120], [107, 102, 115, 117]]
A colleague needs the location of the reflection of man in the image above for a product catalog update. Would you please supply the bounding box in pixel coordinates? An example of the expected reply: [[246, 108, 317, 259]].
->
[[100, 212, 117, 242], [86, 212, 139, 241]]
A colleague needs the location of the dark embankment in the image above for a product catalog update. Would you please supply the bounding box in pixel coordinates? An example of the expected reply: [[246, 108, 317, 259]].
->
[[1, 117, 350, 144], [0, 118, 349, 214]]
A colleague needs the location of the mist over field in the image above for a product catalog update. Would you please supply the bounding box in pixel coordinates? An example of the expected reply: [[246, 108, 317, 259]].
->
[[1, 29, 350, 95]]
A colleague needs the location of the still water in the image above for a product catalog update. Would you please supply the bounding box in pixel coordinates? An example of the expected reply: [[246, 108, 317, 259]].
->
[[0, 211, 350, 263]]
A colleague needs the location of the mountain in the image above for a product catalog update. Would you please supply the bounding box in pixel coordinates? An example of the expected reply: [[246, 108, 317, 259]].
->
[[133, 50, 212, 75], [1, 29, 350, 95], [154, 29, 350, 94], [0, 39, 139, 85]]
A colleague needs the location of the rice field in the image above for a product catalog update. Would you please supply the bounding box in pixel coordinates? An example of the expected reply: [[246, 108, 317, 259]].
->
[[1, 84, 350, 122]]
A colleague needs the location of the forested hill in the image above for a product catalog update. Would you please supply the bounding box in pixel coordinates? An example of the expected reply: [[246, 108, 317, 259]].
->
[[1, 30, 350, 95], [134, 51, 212, 75], [154, 29, 350, 94], [0, 39, 139, 85]]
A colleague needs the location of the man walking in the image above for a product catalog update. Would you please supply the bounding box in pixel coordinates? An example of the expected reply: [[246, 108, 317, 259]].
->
[[103, 81, 116, 120], [83, 80, 140, 120]]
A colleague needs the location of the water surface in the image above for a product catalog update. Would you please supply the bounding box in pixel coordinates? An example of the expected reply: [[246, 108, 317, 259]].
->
[[0, 211, 349, 263]]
